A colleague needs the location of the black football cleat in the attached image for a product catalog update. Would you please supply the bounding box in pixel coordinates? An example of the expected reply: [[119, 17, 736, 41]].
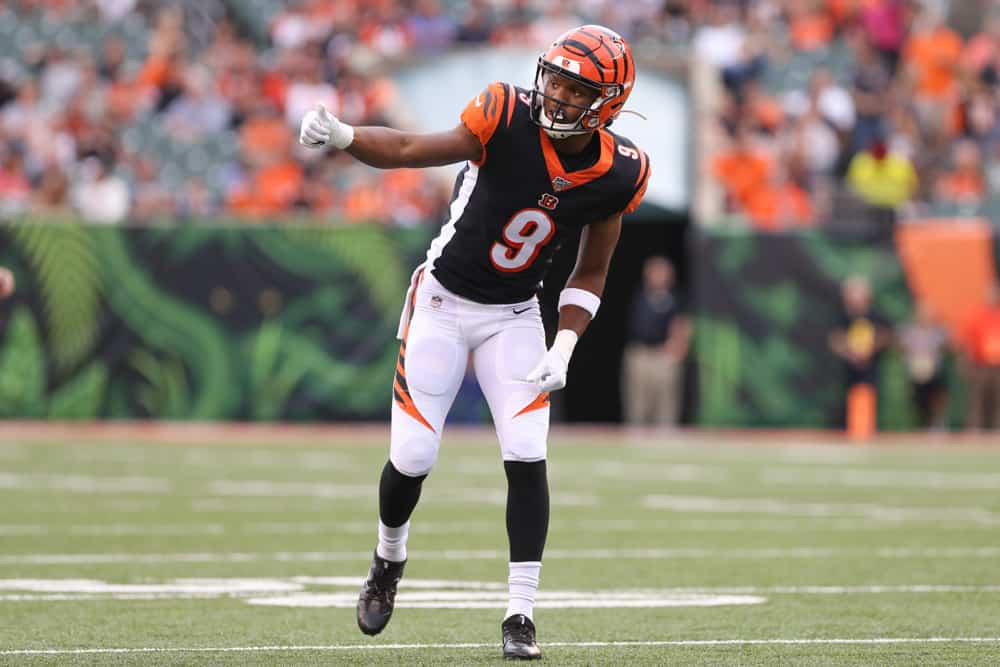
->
[[356, 551, 406, 636], [502, 614, 542, 660]]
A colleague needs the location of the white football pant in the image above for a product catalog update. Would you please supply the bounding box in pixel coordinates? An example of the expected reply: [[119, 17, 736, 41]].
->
[[390, 268, 550, 476]]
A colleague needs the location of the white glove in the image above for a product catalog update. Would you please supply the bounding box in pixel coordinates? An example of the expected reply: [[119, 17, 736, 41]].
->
[[526, 330, 578, 392], [299, 103, 354, 150]]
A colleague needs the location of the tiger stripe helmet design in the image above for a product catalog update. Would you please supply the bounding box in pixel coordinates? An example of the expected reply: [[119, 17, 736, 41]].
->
[[531, 25, 636, 138]]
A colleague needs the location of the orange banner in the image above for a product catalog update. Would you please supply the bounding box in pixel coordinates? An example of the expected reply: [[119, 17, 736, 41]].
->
[[895, 219, 998, 346]]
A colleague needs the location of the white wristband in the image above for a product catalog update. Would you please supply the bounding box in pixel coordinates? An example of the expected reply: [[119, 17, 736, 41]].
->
[[552, 329, 578, 362], [332, 122, 355, 150], [558, 287, 601, 318]]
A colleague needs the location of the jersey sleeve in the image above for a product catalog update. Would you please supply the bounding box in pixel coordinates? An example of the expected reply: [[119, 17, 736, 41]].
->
[[623, 149, 651, 214], [460, 81, 513, 166]]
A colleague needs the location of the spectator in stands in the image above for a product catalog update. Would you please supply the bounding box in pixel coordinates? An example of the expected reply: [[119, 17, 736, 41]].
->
[[0, 142, 31, 215], [829, 275, 892, 435], [31, 160, 69, 212], [623, 256, 691, 427], [962, 283, 1000, 431], [692, 1, 746, 70], [406, 0, 457, 53], [176, 178, 220, 219], [95, 0, 137, 24], [129, 156, 173, 222], [903, 6, 963, 139], [934, 139, 985, 208], [962, 86, 1000, 158], [961, 13, 1000, 80], [270, 1, 329, 50], [788, 0, 834, 53], [744, 163, 815, 230], [163, 66, 232, 141], [851, 30, 892, 154], [0, 267, 14, 300], [70, 155, 129, 224], [39, 48, 88, 111], [712, 121, 772, 211], [282, 49, 338, 131], [806, 68, 855, 137], [897, 302, 950, 430], [455, 3, 494, 44], [860, 0, 910, 73], [986, 140, 1000, 195], [846, 136, 918, 211]]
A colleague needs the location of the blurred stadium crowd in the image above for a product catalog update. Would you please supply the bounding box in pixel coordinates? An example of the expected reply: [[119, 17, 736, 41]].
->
[[0, 0, 678, 226], [705, 0, 1000, 229], [3, 0, 998, 230]]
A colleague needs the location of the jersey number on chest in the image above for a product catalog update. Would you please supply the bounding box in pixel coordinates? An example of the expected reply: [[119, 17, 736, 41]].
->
[[489, 208, 556, 272]]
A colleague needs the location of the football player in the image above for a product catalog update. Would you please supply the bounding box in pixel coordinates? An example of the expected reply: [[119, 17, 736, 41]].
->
[[300, 25, 649, 660]]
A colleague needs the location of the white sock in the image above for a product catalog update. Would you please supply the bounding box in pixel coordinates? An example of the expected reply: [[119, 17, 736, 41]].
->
[[505, 561, 541, 621], [376, 520, 409, 562]]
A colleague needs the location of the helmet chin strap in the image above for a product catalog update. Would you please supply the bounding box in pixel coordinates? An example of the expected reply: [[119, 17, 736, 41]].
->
[[543, 127, 578, 139], [540, 108, 589, 139]]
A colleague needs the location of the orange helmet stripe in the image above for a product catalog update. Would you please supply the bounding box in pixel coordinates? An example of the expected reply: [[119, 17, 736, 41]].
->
[[553, 39, 607, 83]]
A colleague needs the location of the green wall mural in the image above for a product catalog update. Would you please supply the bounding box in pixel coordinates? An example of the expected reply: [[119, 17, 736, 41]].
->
[[691, 227, 968, 430], [0, 221, 432, 420]]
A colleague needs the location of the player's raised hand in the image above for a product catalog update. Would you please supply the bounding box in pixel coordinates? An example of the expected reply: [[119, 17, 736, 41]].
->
[[299, 103, 354, 150]]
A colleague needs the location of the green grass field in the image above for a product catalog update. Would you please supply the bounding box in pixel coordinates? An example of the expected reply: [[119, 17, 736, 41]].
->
[[1, 426, 999, 665]]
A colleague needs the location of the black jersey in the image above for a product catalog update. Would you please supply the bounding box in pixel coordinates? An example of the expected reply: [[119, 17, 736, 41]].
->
[[424, 81, 651, 304]]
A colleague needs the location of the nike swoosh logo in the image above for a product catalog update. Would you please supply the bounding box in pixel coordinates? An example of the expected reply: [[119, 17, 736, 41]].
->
[[513, 307, 533, 315]]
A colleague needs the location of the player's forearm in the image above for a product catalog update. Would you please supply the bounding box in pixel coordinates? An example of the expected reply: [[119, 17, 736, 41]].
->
[[347, 127, 460, 169], [345, 127, 419, 168], [556, 305, 592, 338]]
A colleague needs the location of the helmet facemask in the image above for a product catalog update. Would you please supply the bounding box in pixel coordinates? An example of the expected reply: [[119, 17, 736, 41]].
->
[[530, 60, 618, 139]]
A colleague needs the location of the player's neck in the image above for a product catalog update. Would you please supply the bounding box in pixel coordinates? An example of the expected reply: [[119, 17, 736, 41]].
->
[[550, 131, 596, 155]]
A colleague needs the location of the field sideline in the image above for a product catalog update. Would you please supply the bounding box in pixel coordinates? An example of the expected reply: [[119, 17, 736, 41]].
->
[[1, 423, 999, 665]]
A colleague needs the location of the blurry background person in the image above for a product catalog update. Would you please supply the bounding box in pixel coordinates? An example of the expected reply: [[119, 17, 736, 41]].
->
[[0, 267, 13, 300], [897, 302, 950, 430], [962, 283, 1000, 431], [622, 256, 691, 427], [829, 275, 892, 438]]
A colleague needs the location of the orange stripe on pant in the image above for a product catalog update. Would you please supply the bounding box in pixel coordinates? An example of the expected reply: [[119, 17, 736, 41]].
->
[[393, 269, 434, 433], [514, 392, 550, 418]]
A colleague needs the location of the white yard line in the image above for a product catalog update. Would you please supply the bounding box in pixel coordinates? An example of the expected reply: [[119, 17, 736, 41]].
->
[[0, 473, 171, 494], [3, 637, 1000, 655], [203, 481, 597, 506], [2, 546, 998, 565], [0, 517, 986, 538], [762, 467, 1000, 490], [0, 517, 993, 537], [642, 495, 1000, 525], [1, 581, 998, 603]]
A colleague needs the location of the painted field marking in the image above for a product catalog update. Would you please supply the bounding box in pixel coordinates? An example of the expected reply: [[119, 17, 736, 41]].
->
[[0, 577, 765, 608], [0, 516, 989, 538], [2, 545, 1000, 565], [0, 473, 171, 494], [244, 593, 765, 609], [642, 495, 1000, 525], [762, 467, 1000, 490], [3, 637, 1000, 655], [204, 481, 597, 506], [1, 577, 997, 603]]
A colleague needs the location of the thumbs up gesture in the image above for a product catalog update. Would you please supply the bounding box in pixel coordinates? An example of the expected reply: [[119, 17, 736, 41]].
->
[[299, 103, 354, 150]]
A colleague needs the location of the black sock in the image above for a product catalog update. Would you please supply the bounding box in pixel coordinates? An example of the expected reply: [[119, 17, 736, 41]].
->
[[504, 460, 549, 562], [379, 460, 427, 528]]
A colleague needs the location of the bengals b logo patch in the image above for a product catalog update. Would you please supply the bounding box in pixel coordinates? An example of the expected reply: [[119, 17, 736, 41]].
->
[[538, 193, 559, 210]]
